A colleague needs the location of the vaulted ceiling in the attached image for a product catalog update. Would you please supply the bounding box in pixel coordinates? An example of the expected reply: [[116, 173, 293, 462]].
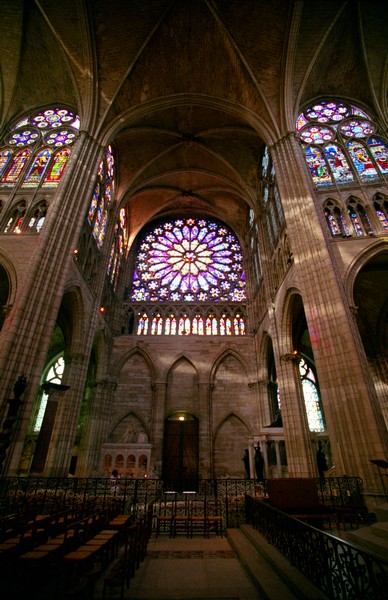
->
[[1, 0, 387, 238]]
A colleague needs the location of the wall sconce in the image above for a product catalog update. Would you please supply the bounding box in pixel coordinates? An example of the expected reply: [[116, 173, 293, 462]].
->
[[280, 351, 300, 364]]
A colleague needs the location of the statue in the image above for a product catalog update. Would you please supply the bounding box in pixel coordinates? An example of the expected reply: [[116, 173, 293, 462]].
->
[[316, 441, 328, 478], [254, 446, 265, 482], [242, 448, 250, 479]]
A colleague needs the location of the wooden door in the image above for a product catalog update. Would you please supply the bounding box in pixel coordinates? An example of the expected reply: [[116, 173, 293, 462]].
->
[[162, 414, 199, 490]]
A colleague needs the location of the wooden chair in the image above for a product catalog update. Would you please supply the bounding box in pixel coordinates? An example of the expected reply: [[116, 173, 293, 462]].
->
[[205, 498, 223, 537], [172, 491, 195, 537], [188, 495, 206, 537], [156, 491, 177, 537]]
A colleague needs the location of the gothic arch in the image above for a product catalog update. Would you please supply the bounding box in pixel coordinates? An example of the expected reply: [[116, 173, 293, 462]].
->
[[210, 347, 250, 384], [110, 410, 150, 443], [213, 411, 252, 478], [113, 346, 156, 382], [59, 286, 86, 356], [0, 250, 17, 308], [345, 240, 388, 305], [165, 355, 200, 417]]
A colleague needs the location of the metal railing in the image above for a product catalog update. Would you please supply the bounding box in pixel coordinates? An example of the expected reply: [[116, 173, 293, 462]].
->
[[0, 476, 366, 526], [245, 494, 388, 600]]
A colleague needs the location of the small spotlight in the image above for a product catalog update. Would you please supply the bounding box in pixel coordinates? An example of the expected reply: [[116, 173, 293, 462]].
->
[[99, 306, 105, 313], [178, 416, 185, 421]]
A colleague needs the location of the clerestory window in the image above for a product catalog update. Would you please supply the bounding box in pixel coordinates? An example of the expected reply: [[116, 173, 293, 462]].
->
[[296, 100, 388, 188]]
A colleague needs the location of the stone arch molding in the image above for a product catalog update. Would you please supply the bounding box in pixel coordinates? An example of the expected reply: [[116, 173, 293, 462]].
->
[[344, 240, 388, 306], [213, 410, 253, 439], [60, 284, 86, 355], [113, 345, 156, 383], [0, 249, 17, 308], [209, 347, 252, 385], [110, 410, 150, 444]]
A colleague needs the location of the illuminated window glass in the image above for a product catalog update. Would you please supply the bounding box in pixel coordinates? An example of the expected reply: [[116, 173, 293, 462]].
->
[[296, 100, 387, 187], [107, 208, 127, 290], [34, 355, 65, 432], [22, 149, 52, 187], [298, 358, 325, 433], [87, 146, 114, 249], [131, 217, 246, 303], [0, 107, 79, 190]]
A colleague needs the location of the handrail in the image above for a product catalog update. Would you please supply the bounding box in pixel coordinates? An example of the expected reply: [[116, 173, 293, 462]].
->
[[245, 494, 388, 600]]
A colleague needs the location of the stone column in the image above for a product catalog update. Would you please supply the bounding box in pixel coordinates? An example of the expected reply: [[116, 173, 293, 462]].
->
[[76, 380, 117, 476], [29, 382, 70, 475], [151, 381, 167, 476], [0, 133, 103, 474], [271, 133, 387, 496]]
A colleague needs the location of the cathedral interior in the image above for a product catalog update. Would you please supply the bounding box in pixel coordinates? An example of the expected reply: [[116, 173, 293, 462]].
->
[[0, 0, 387, 509]]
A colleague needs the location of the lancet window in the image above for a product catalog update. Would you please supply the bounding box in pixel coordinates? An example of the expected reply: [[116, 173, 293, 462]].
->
[[298, 357, 325, 433], [87, 146, 115, 249], [107, 207, 127, 290], [259, 147, 284, 250], [32, 355, 65, 433], [296, 100, 388, 188]]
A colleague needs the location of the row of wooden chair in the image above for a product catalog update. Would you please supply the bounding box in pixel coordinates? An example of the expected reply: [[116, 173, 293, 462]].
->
[[156, 492, 223, 538], [0, 507, 124, 599], [102, 504, 154, 599]]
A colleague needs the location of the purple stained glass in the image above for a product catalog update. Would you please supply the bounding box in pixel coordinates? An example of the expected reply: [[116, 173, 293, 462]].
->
[[6, 128, 40, 147], [339, 119, 376, 138], [131, 218, 246, 302], [305, 101, 350, 123], [44, 128, 77, 147], [304, 147, 332, 186], [32, 108, 79, 129], [368, 137, 388, 174], [300, 126, 335, 144]]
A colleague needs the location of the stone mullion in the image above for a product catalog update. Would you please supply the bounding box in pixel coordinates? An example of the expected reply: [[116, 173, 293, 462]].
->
[[43, 353, 88, 477], [271, 133, 386, 493], [76, 380, 117, 477], [0, 134, 102, 415]]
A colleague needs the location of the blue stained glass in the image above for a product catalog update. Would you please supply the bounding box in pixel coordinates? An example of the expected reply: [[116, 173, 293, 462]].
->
[[368, 138, 388, 174], [131, 217, 246, 302], [346, 141, 378, 181], [304, 147, 332, 186]]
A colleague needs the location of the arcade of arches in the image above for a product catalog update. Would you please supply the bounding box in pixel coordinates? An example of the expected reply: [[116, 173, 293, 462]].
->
[[0, 0, 387, 509]]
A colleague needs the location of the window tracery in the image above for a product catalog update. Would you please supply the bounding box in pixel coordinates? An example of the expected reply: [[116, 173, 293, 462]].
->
[[0, 107, 79, 190], [131, 217, 246, 303], [296, 100, 388, 188]]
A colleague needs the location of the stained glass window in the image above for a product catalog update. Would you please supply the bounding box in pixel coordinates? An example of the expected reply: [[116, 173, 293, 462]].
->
[[368, 138, 388, 174], [0, 107, 79, 190], [298, 357, 325, 432], [87, 146, 114, 249], [131, 217, 246, 302], [297, 100, 387, 187], [22, 149, 52, 187], [108, 208, 127, 290], [33, 355, 65, 432], [259, 146, 285, 255]]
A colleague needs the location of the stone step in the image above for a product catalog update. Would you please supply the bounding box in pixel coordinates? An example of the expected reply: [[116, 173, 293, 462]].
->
[[347, 526, 388, 561], [375, 503, 388, 522], [228, 525, 327, 600], [371, 521, 388, 540]]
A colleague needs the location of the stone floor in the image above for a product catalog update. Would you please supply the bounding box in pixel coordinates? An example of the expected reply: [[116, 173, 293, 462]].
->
[[94, 534, 263, 599]]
